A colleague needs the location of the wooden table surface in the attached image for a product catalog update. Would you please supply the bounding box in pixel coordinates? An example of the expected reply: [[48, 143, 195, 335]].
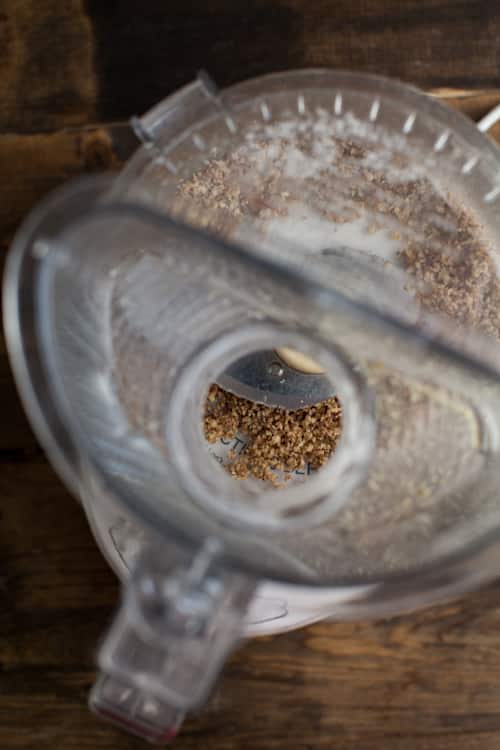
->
[[2, 2, 500, 748]]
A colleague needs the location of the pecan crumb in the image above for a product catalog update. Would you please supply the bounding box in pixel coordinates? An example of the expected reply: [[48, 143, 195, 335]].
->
[[204, 384, 342, 486]]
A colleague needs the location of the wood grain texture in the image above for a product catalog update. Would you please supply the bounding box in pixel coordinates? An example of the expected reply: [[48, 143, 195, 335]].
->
[[0, 0, 97, 132], [0, 125, 136, 240], [1, 1, 500, 132], [78, 0, 500, 121], [1, 2, 500, 749]]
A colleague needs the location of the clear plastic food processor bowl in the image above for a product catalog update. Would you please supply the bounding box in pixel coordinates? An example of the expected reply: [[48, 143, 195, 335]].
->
[[4, 70, 500, 742]]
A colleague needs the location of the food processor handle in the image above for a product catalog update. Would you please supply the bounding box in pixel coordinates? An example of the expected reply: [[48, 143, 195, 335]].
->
[[89, 540, 255, 743]]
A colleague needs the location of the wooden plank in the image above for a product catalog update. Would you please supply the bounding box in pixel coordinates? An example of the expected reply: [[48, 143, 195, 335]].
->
[[0, 0, 97, 132], [429, 88, 500, 121], [0, 124, 136, 239], [64, 1, 500, 122], [2, 1, 500, 133]]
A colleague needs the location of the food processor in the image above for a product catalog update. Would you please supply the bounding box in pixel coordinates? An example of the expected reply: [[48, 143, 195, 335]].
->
[[4, 69, 500, 743]]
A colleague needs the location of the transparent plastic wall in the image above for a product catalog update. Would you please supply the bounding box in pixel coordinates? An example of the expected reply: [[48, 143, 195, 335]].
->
[[38, 195, 500, 586]]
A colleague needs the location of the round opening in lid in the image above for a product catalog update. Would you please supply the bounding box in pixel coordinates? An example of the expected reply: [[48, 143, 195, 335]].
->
[[165, 324, 375, 532]]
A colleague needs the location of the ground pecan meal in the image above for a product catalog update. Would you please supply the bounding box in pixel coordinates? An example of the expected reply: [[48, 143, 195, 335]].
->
[[204, 383, 342, 486], [177, 123, 497, 488]]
